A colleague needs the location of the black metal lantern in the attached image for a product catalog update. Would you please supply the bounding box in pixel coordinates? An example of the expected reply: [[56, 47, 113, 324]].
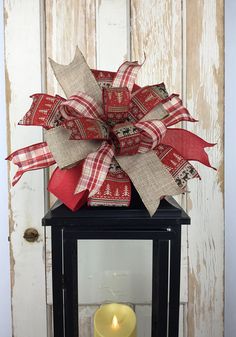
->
[[42, 188, 190, 337]]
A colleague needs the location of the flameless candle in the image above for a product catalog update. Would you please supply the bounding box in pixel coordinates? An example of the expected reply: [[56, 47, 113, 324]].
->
[[94, 303, 136, 337]]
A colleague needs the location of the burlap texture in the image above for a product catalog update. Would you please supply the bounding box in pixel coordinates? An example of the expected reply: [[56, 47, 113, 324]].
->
[[45, 127, 100, 169], [49, 47, 102, 104], [116, 151, 183, 216]]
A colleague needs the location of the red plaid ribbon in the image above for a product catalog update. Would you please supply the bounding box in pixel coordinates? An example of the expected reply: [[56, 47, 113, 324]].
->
[[162, 94, 197, 126], [75, 141, 115, 197], [59, 91, 105, 121], [6, 142, 55, 185], [136, 120, 167, 153], [112, 61, 142, 91]]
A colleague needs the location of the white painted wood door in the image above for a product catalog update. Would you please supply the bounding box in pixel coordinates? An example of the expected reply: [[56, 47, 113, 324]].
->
[[4, 1, 224, 337]]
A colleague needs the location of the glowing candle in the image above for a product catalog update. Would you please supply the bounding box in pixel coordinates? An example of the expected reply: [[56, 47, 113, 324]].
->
[[111, 315, 119, 330], [94, 303, 136, 337]]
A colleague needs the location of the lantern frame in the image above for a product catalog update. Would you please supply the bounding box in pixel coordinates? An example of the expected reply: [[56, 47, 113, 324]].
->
[[42, 192, 190, 337]]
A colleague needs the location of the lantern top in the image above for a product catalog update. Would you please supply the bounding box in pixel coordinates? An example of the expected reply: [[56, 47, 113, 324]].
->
[[42, 187, 190, 229]]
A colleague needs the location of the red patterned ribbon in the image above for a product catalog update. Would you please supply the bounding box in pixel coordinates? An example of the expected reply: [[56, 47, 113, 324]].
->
[[155, 144, 200, 188], [19, 94, 65, 128], [129, 84, 168, 122], [7, 56, 215, 213], [87, 159, 131, 207], [62, 118, 109, 140], [103, 87, 130, 125]]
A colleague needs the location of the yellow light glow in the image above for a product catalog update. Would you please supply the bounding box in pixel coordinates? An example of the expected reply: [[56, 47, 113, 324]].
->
[[111, 315, 119, 329]]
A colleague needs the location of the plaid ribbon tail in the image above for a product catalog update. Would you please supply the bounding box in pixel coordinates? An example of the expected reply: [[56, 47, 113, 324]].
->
[[75, 141, 114, 197], [6, 142, 56, 186], [112, 61, 142, 92], [161, 94, 197, 127], [162, 129, 216, 169]]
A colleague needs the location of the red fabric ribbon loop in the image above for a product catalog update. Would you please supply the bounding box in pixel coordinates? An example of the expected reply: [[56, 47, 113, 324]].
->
[[136, 120, 167, 153]]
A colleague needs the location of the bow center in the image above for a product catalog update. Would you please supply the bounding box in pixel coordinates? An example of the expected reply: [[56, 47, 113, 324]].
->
[[111, 122, 141, 156], [103, 87, 131, 126]]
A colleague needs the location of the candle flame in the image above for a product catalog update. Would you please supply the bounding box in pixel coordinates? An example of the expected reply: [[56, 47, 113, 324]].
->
[[111, 315, 119, 329]]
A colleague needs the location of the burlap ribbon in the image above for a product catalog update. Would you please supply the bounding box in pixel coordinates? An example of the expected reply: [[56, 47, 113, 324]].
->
[[7, 47, 215, 216], [46, 48, 183, 215]]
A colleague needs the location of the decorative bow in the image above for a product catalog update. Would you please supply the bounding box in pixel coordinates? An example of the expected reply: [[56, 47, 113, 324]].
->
[[7, 48, 215, 216]]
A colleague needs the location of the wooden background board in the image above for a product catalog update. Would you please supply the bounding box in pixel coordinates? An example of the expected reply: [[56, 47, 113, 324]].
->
[[186, 1, 224, 336], [4, 1, 224, 337], [4, 1, 47, 336]]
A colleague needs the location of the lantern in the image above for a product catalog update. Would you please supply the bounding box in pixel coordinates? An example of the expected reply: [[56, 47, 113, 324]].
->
[[42, 188, 190, 337]]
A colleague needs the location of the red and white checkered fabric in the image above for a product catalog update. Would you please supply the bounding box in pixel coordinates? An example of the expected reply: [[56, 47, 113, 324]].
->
[[75, 141, 114, 197], [112, 61, 141, 92], [162, 94, 197, 127], [136, 120, 167, 153], [6, 142, 55, 186], [59, 91, 105, 121]]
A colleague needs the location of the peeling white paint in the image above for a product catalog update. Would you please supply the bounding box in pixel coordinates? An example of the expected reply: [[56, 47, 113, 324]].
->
[[5, 1, 47, 336]]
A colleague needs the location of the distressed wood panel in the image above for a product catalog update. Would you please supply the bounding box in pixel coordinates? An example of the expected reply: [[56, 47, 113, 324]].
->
[[45, 0, 96, 95], [185, 1, 224, 336], [4, 0, 47, 336], [130, 0, 188, 304], [43, 2, 224, 337], [96, 0, 130, 70], [45, 0, 97, 305], [131, 0, 182, 92]]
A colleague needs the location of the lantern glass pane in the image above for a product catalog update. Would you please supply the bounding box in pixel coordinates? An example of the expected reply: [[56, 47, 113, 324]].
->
[[77, 240, 152, 337]]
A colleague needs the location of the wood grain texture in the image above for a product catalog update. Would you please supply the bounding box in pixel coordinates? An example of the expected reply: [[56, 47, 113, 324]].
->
[[130, 0, 188, 304], [45, 0, 97, 305], [185, 1, 224, 336], [96, 0, 130, 70], [131, 0, 182, 92], [45, 0, 96, 96], [4, 1, 47, 336]]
